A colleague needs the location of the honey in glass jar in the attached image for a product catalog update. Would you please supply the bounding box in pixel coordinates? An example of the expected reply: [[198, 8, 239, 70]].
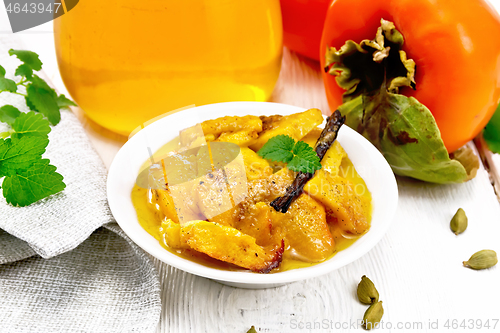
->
[[54, 0, 283, 135]]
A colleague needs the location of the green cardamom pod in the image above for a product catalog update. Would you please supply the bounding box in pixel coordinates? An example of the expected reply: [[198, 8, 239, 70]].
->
[[246, 326, 257, 333], [463, 250, 498, 270], [363, 301, 384, 330], [450, 208, 468, 235], [357, 275, 379, 305]]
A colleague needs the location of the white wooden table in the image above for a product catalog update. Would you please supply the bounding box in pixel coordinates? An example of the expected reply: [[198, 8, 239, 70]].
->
[[2, 3, 500, 332]]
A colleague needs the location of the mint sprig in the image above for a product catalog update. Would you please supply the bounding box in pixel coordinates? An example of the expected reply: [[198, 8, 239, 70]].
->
[[1, 49, 75, 126], [0, 49, 75, 206], [0, 112, 66, 206], [257, 134, 322, 174]]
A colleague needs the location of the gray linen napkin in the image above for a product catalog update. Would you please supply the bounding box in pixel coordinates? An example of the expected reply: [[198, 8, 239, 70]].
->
[[0, 36, 161, 332]]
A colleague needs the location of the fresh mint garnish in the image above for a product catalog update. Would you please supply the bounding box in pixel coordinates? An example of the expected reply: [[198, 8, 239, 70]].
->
[[0, 49, 75, 206], [258, 134, 322, 174]]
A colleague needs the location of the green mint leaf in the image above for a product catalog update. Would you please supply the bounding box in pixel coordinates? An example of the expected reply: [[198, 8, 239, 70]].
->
[[25, 95, 38, 112], [483, 103, 500, 154], [0, 77, 17, 92], [257, 135, 322, 173], [2, 159, 65, 207], [15, 64, 33, 78], [484, 134, 500, 154], [26, 83, 60, 125], [8, 49, 42, 71], [257, 134, 295, 163], [30, 75, 56, 94], [0, 136, 48, 177], [0, 105, 21, 125], [287, 140, 321, 173], [11, 112, 51, 139], [56, 94, 77, 108], [0, 49, 66, 207]]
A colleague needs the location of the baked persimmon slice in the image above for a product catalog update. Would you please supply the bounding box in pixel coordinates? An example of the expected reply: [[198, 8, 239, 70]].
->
[[179, 220, 284, 273]]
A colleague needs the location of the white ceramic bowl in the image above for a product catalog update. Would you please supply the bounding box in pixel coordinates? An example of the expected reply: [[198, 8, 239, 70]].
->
[[107, 101, 398, 289]]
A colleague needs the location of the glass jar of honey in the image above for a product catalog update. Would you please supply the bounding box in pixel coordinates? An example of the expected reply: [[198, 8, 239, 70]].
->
[[54, 0, 283, 135]]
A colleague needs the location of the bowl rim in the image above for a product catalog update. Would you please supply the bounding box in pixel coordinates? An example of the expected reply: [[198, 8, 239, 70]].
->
[[107, 101, 398, 285]]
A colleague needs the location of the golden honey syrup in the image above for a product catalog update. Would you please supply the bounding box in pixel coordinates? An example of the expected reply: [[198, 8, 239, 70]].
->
[[131, 136, 372, 273], [54, 0, 282, 135]]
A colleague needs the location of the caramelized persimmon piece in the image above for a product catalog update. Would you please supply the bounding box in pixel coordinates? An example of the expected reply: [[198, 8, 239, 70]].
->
[[180, 115, 262, 147], [240, 147, 273, 181], [159, 218, 189, 249], [180, 220, 284, 273], [303, 139, 370, 235], [208, 206, 239, 228], [155, 185, 205, 223], [234, 202, 282, 247], [153, 189, 179, 223], [300, 127, 322, 147], [249, 109, 324, 151], [283, 194, 335, 262], [303, 130, 347, 176], [201, 115, 262, 137], [304, 173, 369, 235], [215, 130, 259, 147], [317, 141, 346, 176], [193, 169, 234, 223]]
